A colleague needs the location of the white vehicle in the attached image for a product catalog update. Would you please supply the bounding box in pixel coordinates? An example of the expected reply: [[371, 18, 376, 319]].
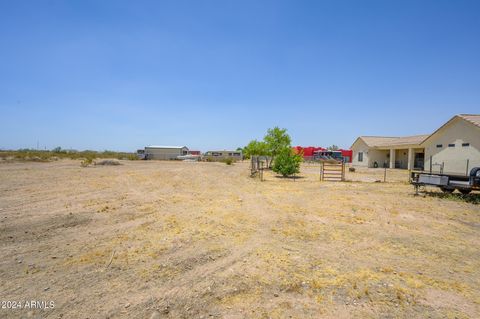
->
[[177, 154, 201, 161], [136, 149, 146, 160]]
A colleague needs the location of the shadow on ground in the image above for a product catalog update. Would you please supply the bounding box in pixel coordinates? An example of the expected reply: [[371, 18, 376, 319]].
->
[[422, 191, 480, 205], [273, 175, 305, 180]]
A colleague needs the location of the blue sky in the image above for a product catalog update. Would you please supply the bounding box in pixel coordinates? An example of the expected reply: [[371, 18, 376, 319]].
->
[[1, 0, 479, 152]]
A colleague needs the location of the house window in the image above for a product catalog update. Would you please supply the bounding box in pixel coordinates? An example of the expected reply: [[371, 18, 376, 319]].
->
[[436, 144, 442, 148], [448, 144, 455, 147], [358, 152, 363, 162], [462, 143, 470, 147]]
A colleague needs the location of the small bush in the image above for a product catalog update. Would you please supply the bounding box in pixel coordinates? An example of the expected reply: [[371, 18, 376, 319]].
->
[[125, 154, 139, 161], [272, 148, 302, 177], [80, 157, 95, 167], [0, 149, 139, 162], [95, 159, 121, 166], [223, 158, 234, 165]]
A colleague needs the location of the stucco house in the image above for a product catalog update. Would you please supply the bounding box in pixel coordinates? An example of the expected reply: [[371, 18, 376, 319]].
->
[[351, 135, 429, 170], [351, 114, 480, 175]]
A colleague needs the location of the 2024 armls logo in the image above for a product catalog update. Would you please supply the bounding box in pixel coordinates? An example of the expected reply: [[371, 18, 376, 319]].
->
[[1, 300, 55, 309]]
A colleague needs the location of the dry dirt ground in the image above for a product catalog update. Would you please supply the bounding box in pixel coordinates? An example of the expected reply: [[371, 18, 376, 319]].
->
[[0, 160, 479, 319]]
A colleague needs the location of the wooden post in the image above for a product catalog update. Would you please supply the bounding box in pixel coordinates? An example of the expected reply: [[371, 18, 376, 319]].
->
[[258, 161, 261, 181], [384, 166, 387, 182], [429, 156, 432, 174], [260, 162, 264, 181], [466, 159, 470, 176]]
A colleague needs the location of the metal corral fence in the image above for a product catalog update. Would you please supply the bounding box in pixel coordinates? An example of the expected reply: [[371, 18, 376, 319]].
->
[[424, 157, 477, 176], [250, 156, 272, 181], [320, 162, 346, 182]]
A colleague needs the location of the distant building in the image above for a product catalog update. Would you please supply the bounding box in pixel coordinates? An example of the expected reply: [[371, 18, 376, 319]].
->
[[204, 150, 242, 161], [144, 145, 189, 160], [351, 114, 480, 174], [293, 146, 352, 163]]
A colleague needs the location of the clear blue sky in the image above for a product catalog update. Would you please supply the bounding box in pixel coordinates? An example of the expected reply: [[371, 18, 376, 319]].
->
[[1, 0, 479, 152]]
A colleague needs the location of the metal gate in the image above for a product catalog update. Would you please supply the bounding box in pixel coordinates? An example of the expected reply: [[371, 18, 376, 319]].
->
[[320, 162, 345, 182]]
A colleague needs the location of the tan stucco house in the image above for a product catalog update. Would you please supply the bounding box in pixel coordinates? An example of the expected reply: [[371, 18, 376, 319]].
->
[[351, 114, 480, 175]]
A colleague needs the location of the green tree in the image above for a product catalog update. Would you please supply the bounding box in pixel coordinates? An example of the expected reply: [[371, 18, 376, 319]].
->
[[328, 144, 339, 151], [243, 140, 269, 159], [272, 148, 302, 177], [264, 127, 291, 160]]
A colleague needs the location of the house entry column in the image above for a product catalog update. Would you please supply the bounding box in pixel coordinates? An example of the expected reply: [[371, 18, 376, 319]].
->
[[389, 149, 395, 169], [407, 148, 414, 170]]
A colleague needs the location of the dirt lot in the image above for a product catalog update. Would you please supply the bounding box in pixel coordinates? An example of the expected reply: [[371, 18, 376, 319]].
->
[[0, 160, 479, 318]]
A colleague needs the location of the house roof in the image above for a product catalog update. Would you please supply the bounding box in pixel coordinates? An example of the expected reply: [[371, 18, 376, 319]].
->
[[458, 114, 480, 128], [420, 114, 480, 145], [352, 114, 480, 149], [355, 135, 430, 148], [146, 145, 188, 149]]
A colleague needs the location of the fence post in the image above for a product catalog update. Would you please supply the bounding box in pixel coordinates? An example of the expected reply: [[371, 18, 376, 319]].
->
[[466, 159, 469, 176], [384, 166, 387, 182], [429, 156, 432, 174], [260, 161, 263, 181]]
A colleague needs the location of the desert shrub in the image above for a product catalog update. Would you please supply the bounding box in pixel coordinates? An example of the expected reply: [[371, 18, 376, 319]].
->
[[95, 159, 121, 166], [125, 154, 139, 160], [80, 156, 95, 167], [223, 158, 234, 165], [14, 152, 28, 160], [36, 154, 51, 162], [4, 150, 52, 162], [52, 146, 67, 154], [272, 148, 302, 177], [1, 149, 138, 161]]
